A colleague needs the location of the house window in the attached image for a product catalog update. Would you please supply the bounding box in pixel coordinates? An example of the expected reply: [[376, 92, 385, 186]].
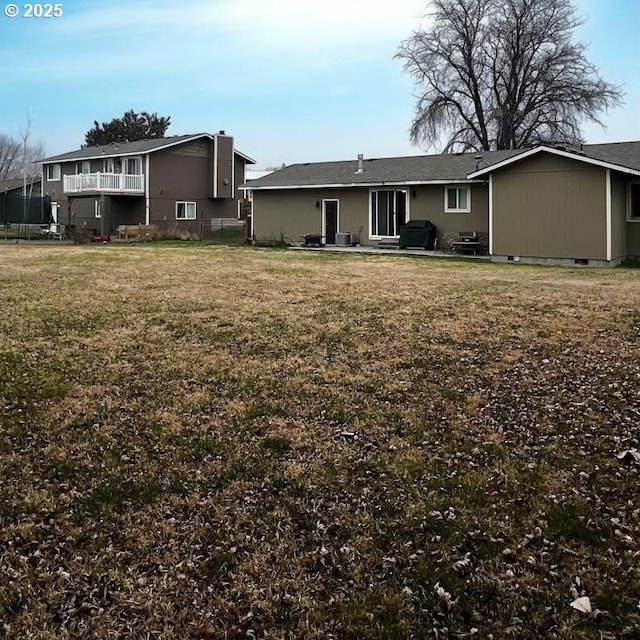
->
[[629, 183, 640, 221], [176, 201, 196, 220], [46, 164, 60, 181], [104, 158, 122, 173], [76, 161, 90, 174], [371, 190, 407, 237], [445, 186, 471, 213], [94, 200, 101, 218], [125, 157, 142, 175]]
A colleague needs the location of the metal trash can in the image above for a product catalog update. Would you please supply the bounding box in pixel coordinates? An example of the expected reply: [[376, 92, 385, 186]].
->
[[399, 220, 437, 249]]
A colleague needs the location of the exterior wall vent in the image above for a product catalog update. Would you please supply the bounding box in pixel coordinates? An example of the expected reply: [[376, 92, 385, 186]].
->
[[575, 258, 589, 265]]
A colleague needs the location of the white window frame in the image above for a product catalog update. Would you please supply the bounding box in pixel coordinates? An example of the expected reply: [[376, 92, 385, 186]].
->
[[94, 200, 101, 218], [628, 182, 640, 222], [369, 189, 409, 239], [103, 158, 123, 174], [176, 201, 196, 220], [46, 164, 61, 181], [444, 186, 471, 213], [125, 156, 142, 175]]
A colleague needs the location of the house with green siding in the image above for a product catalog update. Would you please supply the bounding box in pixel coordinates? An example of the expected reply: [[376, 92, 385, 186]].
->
[[245, 141, 640, 267]]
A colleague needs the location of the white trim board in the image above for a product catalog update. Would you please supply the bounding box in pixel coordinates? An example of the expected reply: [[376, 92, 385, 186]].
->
[[488, 175, 493, 255], [468, 145, 640, 179], [247, 179, 481, 191], [606, 169, 612, 262]]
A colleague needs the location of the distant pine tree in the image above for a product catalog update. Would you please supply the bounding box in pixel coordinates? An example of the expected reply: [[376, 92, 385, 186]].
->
[[84, 110, 171, 147]]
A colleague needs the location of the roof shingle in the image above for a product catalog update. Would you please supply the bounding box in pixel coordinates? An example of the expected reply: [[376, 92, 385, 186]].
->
[[246, 142, 640, 189], [40, 134, 256, 165]]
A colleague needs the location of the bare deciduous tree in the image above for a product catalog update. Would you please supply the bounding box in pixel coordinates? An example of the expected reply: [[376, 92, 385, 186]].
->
[[395, 0, 623, 152], [0, 134, 23, 180], [0, 130, 45, 180]]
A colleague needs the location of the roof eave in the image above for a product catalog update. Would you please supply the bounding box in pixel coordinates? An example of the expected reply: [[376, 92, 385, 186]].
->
[[245, 178, 484, 191], [38, 134, 213, 163], [39, 133, 256, 165], [467, 145, 640, 179], [234, 150, 257, 165]]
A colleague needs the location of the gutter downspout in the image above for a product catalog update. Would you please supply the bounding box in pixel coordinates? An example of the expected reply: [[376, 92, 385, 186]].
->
[[213, 136, 219, 198], [606, 169, 612, 262], [488, 175, 493, 255], [145, 154, 150, 225]]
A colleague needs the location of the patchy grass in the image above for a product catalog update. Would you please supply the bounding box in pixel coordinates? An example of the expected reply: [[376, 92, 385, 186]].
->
[[0, 244, 639, 639]]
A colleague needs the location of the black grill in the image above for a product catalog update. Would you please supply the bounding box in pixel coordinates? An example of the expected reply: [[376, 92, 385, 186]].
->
[[399, 220, 437, 249]]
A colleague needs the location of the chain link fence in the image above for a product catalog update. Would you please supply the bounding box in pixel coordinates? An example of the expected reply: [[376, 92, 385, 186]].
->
[[153, 218, 248, 244]]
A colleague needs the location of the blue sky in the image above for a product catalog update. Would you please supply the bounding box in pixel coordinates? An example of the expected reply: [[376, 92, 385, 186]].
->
[[1, 0, 638, 168]]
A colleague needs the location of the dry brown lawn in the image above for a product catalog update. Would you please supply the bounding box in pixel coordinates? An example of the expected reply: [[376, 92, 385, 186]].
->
[[0, 243, 639, 639]]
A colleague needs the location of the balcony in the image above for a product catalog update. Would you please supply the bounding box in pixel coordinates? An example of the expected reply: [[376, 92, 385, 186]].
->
[[64, 172, 144, 195]]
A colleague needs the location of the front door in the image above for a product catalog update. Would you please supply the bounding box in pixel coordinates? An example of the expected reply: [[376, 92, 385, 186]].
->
[[323, 200, 338, 244]]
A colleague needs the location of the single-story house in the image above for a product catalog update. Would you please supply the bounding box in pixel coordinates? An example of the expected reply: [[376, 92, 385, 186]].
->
[[0, 177, 42, 198], [0, 177, 47, 225], [39, 132, 255, 238], [245, 141, 640, 266]]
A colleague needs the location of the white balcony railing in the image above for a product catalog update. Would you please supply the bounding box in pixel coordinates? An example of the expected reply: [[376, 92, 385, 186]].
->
[[63, 172, 144, 194]]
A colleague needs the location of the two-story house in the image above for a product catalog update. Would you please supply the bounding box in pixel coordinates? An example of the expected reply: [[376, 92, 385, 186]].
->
[[39, 132, 255, 237]]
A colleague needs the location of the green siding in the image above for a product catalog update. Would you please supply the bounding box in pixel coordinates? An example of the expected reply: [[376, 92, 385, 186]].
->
[[411, 184, 489, 236], [253, 183, 489, 244], [492, 153, 607, 260], [253, 189, 368, 243], [610, 173, 628, 260], [628, 224, 640, 257]]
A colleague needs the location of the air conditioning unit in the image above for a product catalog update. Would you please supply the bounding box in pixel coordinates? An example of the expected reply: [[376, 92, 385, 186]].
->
[[335, 232, 352, 246]]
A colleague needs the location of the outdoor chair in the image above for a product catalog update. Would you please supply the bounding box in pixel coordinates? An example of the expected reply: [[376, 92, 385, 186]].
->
[[434, 232, 459, 253], [44, 223, 65, 240]]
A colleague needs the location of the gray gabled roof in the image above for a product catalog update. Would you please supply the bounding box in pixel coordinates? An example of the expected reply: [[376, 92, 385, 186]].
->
[[40, 134, 256, 164], [0, 177, 42, 192], [581, 141, 640, 172], [468, 141, 640, 179], [246, 141, 640, 190], [244, 149, 525, 189]]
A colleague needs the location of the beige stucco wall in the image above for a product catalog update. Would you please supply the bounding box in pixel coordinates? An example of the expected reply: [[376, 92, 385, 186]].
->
[[492, 153, 607, 260], [252, 183, 490, 244]]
